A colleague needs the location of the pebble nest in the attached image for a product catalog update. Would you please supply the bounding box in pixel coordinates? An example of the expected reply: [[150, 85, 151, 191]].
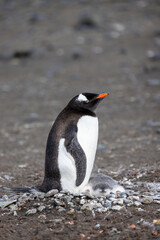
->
[[1, 178, 160, 216]]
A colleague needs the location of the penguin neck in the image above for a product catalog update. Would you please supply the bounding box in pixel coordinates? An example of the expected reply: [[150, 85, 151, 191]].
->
[[65, 105, 97, 118]]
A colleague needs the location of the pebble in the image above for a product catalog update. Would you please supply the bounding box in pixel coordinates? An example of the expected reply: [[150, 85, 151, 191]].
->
[[9, 204, 19, 211], [2, 195, 9, 201], [13, 211, 17, 216], [75, 14, 98, 30], [71, 48, 83, 60], [141, 197, 153, 204], [118, 192, 127, 198], [57, 206, 66, 212], [55, 193, 65, 198], [38, 193, 45, 199], [147, 79, 160, 86], [116, 198, 124, 206], [94, 223, 101, 230], [38, 214, 47, 220], [146, 121, 160, 127], [104, 200, 112, 208], [123, 199, 132, 204], [137, 208, 144, 212], [134, 201, 142, 207], [132, 196, 140, 201], [81, 201, 102, 211], [53, 199, 65, 207], [37, 206, 46, 212], [45, 189, 58, 197], [80, 199, 86, 205], [111, 205, 123, 211], [26, 208, 37, 215], [67, 209, 75, 215], [147, 50, 160, 61]]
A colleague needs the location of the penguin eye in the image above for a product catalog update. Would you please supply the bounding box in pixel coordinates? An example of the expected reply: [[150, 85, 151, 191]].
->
[[77, 94, 89, 103]]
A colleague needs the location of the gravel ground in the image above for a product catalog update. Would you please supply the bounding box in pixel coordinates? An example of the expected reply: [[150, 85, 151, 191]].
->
[[0, 0, 160, 239]]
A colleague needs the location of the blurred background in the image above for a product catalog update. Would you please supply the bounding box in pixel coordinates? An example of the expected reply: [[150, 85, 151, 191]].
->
[[0, 0, 160, 186]]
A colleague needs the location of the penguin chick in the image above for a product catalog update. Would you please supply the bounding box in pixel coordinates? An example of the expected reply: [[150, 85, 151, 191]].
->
[[83, 173, 125, 197]]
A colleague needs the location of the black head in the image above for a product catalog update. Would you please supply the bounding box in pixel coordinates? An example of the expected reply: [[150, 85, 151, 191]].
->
[[67, 92, 109, 113]]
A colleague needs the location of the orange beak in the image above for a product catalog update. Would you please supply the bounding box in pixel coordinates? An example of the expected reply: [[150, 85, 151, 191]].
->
[[96, 93, 109, 99]]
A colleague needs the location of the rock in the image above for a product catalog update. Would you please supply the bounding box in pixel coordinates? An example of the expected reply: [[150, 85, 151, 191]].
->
[[156, 128, 160, 134], [45, 189, 58, 197], [110, 227, 120, 234], [53, 218, 64, 223], [112, 23, 125, 32], [141, 197, 153, 204], [80, 199, 86, 205], [13, 211, 17, 216], [137, 208, 144, 212], [153, 200, 160, 204], [96, 207, 108, 213], [104, 200, 112, 208], [2, 195, 9, 201], [134, 201, 142, 207], [118, 192, 127, 198], [38, 214, 47, 220], [75, 14, 98, 30], [81, 201, 102, 211], [21, 193, 30, 198], [17, 200, 27, 207], [13, 50, 34, 59], [132, 196, 140, 201], [26, 208, 37, 215], [63, 196, 73, 202], [67, 209, 75, 215], [0, 199, 17, 208], [57, 206, 66, 212], [38, 193, 45, 200], [9, 204, 19, 211], [67, 202, 75, 208], [53, 199, 66, 207], [111, 205, 123, 211], [55, 193, 65, 198], [4, 175, 14, 181], [146, 121, 160, 127], [94, 223, 101, 230], [147, 79, 160, 86], [147, 50, 160, 61], [37, 206, 46, 212], [116, 198, 124, 206], [71, 48, 83, 60]]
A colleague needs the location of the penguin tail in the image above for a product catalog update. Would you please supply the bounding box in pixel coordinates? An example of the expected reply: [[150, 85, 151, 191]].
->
[[1, 186, 39, 194]]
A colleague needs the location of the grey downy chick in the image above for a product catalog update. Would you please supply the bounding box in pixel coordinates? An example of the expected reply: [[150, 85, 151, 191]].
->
[[83, 173, 125, 197]]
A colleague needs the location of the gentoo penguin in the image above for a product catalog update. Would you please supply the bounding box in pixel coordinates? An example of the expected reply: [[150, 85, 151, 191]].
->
[[2, 93, 108, 195], [39, 92, 108, 193], [83, 173, 125, 197]]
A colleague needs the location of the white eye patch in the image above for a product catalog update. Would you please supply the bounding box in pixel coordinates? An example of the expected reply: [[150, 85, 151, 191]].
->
[[77, 94, 89, 102]]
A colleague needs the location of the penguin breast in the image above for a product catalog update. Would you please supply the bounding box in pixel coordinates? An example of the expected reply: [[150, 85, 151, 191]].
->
[[77, 115, 99, 187]]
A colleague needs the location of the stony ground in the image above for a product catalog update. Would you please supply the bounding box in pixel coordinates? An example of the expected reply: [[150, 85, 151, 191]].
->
[[0, 0, 160, 239]]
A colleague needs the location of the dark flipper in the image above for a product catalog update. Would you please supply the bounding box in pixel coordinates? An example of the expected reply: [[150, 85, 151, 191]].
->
[[64, 123, 86, 186]]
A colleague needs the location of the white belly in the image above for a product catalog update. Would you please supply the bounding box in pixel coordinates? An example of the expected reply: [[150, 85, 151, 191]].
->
[[77, 116, 98, 191], [57, 116, 98, 194]]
